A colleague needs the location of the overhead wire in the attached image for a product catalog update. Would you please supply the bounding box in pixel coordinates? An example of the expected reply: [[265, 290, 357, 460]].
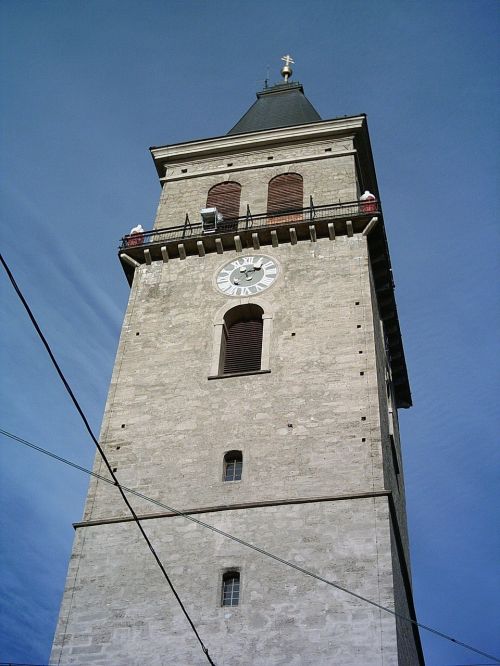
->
[[443, 663, 500, 666], [0, 662, 52, 666], [2, 427, 499, 665], [0, 254, 215, 666]]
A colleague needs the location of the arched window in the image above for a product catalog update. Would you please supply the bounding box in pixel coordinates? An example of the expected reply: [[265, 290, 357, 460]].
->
[[206, 182, 242, 223], [223, 451, 242, 482], [267, 173, 303, 224], [220, 304, 263, 375], [209, 300, 274, 379], [221, 571, 240, 606]]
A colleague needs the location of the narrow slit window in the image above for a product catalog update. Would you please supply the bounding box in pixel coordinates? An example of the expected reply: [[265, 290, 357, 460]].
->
[[221, 571, 240, 606], [224, 451, 242, 482]]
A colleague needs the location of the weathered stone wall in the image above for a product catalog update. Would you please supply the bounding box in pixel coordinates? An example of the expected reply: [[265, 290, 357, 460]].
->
[[369, 265, 422, 664], [153, 137, 357, 230], [51, 499, 397, 665], [82, 237, 383, 522], [52, 127, 421, 663]]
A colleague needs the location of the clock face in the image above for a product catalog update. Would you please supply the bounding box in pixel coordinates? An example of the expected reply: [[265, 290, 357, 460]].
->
[[216, 255, 278, 297]]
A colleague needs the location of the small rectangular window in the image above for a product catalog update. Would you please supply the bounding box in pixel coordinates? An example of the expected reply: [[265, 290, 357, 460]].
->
[[222, 571, 240, 606], [224, 452, 243, 481]]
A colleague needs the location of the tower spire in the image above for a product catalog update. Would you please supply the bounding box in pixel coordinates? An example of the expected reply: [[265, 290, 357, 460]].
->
[[280, 54, 294, 82]]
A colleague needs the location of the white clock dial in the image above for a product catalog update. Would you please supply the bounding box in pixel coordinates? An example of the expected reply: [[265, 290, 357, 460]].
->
[[216, 255, 278, 297]]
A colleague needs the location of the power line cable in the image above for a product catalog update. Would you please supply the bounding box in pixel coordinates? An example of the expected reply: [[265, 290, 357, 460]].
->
[[0, 254, 215, 666], [0, 663, 51, 666], [2, 427, 499, 665]]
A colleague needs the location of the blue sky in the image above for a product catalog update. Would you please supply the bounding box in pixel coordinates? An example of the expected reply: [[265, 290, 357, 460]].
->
[[1, 1, 499, 664]]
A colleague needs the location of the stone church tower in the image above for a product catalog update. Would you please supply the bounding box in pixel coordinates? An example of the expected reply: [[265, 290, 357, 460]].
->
[[51, 62, 424, 665]]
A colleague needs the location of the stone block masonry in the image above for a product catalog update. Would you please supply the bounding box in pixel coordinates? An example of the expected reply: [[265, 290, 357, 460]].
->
[[52, 501, 397, 665], [153, 136, 358, 230], [52, 109, 422, 664], [83, 238, 382, 523], [52, 236, 419, 664]]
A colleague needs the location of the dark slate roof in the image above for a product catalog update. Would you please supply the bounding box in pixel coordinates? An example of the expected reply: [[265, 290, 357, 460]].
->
[[227, 82, 321, 135]]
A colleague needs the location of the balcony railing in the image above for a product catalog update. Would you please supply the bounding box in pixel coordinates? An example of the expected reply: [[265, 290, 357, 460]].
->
[[119, 199, 380, 250]]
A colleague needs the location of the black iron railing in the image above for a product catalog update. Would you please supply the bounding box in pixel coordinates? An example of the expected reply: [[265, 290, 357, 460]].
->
[[119, 199, 380, 249]]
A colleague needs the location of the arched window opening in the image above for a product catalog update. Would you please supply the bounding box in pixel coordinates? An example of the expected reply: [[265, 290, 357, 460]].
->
[[223, 451, 242, 482], [221, 304, 263, 375], [267, 173, 303, 224], [221, 571, 240, 606], [209, 300, 273, 379], [206, 182, 242, 228]]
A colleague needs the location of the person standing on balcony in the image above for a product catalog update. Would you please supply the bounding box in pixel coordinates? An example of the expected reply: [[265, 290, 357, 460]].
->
[[360, 190, 377, 212], [128, 224, 145, 246]]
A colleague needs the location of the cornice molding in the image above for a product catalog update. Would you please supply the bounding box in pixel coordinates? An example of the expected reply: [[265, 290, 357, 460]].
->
[[150, 116, 366, 164], [160, 147, 356, 182], [75, 489, 390, 528]]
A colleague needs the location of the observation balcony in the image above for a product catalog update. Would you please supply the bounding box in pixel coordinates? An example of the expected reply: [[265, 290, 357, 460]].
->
[[118, 198, 381, 275]]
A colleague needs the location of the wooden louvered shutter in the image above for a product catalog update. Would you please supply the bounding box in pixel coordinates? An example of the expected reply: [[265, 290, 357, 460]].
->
[[206, 182, 242, 220], [267, 173, 303, 224], [267, 173, 303, 213], [223, 319, 263, 374]]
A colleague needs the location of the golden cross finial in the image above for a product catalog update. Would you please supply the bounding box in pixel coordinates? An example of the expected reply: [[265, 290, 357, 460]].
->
[[280, 54, 294, 82]]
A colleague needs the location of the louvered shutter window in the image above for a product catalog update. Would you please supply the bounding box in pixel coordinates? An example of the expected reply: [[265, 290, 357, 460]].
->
[[206, 182, 242, 220], [267, 173, 303, 214], [222, 304, 263, 375]]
